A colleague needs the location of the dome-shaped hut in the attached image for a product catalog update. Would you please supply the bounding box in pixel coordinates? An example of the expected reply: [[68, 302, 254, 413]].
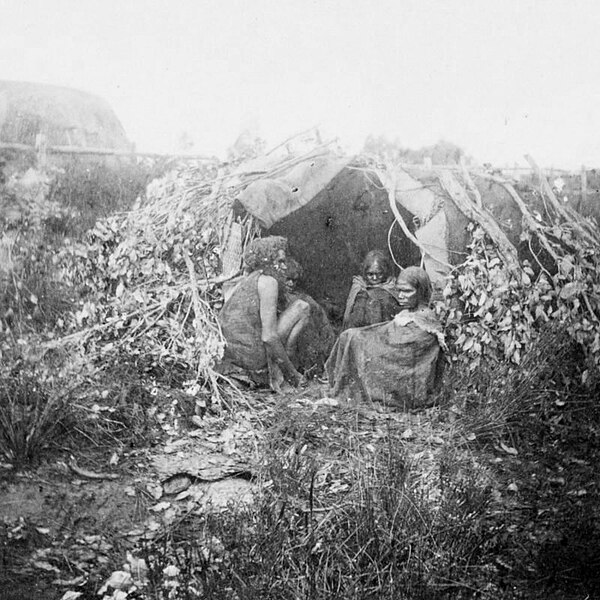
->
[[0, 80, 132, 151]]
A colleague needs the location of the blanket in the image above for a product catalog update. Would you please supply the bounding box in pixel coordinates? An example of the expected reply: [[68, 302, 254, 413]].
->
[[326, 308, 444, 409], [342, 276, 400, 329]]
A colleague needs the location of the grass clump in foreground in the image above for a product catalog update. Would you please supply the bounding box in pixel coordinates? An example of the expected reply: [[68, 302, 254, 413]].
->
[[0, 364, 68, 467], [128, 323, 600, 600], [135, 405, 504, 600]]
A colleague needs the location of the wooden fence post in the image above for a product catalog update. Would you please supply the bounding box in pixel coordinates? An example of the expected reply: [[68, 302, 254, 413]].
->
[[581, 165, 588, 207]]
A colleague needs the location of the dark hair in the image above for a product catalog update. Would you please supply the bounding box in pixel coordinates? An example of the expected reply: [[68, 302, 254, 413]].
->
[[362, 250, 391, 279], [243, 236, 288, 272], [396, 266, 432, 306], [285, 257, 304, 281]]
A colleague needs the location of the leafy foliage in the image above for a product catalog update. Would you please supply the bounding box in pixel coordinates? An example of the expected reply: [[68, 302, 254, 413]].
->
[[440, 221, 600, 376], [0, 168, 79, 339], [59, 161, 247, 407]]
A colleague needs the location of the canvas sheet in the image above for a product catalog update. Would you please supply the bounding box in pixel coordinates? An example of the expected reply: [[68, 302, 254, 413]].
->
[[325, 309, 444, 409]]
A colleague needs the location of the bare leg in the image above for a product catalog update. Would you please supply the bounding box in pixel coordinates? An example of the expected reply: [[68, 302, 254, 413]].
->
[[277, 299, 310, 363], [284, 319, 306, 361], [266, 353, 285, 393]]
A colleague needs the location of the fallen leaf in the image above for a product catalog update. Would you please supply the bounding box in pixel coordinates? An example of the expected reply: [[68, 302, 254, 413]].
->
[[60, 592, 82, 600], [548, 477, 565, 486], [428, 436, 444, 445], [125, 552, 148, 583], [401, 428, 414, 440], [53, 576, 86, 587], [500, 442, 518, 456], [150, 501, 171, 512], [97, 570, 133, 595], [146, 482, 163, 499], [163, 474, 192, 495], [559, 281, 585, 300], [314, 397, 339, 407], [82, 534, 101, 544], [32, 560, 61, 573], [124, 529, 145, 540], [163, 565, 180, 577], [146, 520, 161, 532]]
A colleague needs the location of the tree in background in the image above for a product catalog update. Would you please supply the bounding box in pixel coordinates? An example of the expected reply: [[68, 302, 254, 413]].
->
[[363, 135, 468, 165], [227, 128, 267, 163]]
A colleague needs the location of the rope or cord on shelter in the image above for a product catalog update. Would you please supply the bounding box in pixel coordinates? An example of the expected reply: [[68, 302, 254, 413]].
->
[[377, 168, 454, 271], [387, 220, 403, 270]]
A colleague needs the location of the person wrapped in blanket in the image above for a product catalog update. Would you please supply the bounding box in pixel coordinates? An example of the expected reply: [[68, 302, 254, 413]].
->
[[325, 266, 446, 409], [342, 250, 401, 330], [217, 236, 310, 392], [284, 258, 336, 376]]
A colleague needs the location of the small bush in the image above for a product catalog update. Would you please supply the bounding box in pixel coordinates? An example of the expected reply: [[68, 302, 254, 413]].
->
[[444, 322, 590, 441]]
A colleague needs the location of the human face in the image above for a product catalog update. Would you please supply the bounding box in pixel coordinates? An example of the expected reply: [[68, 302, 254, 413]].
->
[[273, 249, 287, 272], [264, 249, 288, 281], [365, 260, 386, 286], [396, 279, 419, 311]]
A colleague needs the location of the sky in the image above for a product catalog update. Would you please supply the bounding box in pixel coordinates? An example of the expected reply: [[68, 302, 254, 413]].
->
[[2, 0, 600, 168]]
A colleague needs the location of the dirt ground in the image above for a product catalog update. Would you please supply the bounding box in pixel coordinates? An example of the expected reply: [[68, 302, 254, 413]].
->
[[0, 394, 261, 599], [1, 380, 599, 599]]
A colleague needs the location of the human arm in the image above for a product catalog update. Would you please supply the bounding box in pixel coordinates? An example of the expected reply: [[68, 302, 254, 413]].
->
[[257, 274, 302, 388]]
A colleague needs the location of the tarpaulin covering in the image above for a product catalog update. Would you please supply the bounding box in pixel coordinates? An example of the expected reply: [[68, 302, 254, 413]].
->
[[237, 155, 350, 228]]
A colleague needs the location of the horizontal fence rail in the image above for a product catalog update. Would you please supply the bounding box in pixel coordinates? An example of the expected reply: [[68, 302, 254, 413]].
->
[[0, 138, 592, 180], [0, 139, 217, 162]]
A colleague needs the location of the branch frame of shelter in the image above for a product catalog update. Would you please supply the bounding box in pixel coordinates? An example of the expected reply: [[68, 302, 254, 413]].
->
[[43, 143, 600, 409]]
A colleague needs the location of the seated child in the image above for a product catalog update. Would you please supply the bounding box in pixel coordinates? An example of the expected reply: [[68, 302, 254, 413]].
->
[[342, 250, 401, 330]]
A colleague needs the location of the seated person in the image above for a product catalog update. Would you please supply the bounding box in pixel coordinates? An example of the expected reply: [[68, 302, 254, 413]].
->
[[342, 250, 401, 330], [218, 236, 310, 392], [284, 259, 336, 375], [325, 267, 445, 409]]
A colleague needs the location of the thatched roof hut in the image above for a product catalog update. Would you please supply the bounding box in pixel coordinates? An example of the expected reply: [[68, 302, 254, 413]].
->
[[0, 80, 132, 151]]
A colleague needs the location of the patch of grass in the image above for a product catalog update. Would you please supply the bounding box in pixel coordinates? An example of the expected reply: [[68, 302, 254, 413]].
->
[[47, 157, 168, 237], [135, 406, 508, 599], [0, 367, 67, 467], [444, 323, 587, 441]]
